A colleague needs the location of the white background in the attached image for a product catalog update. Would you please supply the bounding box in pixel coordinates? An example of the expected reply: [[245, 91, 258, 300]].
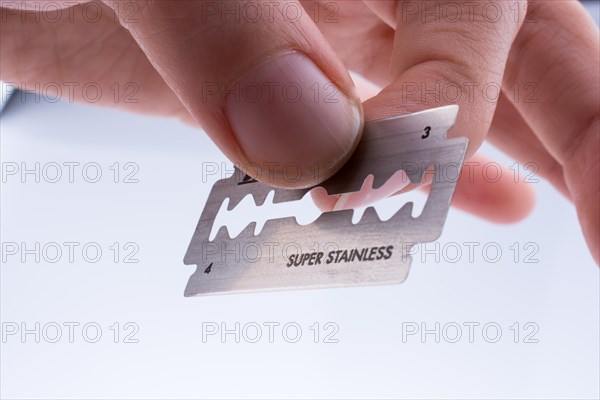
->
[[1, 3, 599, 399]]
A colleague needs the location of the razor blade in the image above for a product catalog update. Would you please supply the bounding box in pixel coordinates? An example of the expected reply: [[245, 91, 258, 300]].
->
[[184, 105, 468, 296]]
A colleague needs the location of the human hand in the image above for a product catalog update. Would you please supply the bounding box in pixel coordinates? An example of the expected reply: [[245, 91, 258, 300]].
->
[[1, 0, 597, 263]]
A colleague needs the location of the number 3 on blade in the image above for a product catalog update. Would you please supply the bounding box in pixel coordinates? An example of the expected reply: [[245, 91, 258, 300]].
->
[[422, 126, 431, 139]]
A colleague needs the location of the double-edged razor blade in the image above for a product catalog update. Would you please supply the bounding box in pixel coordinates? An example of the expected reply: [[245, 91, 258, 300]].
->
[[183, 105, 468, 296]]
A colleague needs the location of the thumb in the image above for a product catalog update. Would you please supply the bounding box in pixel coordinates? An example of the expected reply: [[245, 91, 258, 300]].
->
[[103, 0, 363, 188]]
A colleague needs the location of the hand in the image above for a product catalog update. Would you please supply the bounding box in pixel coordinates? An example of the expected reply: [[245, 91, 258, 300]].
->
[[1, 1, 597, 263]]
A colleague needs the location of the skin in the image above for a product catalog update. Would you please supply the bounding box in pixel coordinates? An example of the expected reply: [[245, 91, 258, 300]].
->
[[1, 0, 598, 263]]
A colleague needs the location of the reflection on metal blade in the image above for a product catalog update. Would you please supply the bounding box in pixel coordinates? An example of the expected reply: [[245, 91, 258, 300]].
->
[[183, 105, 468, 296]]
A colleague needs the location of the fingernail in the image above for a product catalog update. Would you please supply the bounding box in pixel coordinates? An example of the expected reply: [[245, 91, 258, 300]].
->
[[332, 192, 353, 212], [224, 51, 363, 189]]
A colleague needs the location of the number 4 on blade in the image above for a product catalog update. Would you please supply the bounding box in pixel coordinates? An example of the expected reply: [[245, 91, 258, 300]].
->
[[204, 263, 212, 274], [183, 105, 469, 296]]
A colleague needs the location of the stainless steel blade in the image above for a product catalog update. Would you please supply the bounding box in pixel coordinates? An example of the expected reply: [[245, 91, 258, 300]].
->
[[183, 105, 468, 296]]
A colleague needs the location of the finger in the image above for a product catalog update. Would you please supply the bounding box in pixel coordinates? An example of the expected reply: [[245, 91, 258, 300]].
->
[[300, 0, 396, 86], [101, 0, 363, 189], [313, 57, 535, 223], [312, 0, 532, 222], [361, 0, 525, 154], [449, 153, 536, 223], [312, 152, 536, 223], [488, 93, 570, 199], [502, 0, 599, 263], [0, 2, 190, 120]]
